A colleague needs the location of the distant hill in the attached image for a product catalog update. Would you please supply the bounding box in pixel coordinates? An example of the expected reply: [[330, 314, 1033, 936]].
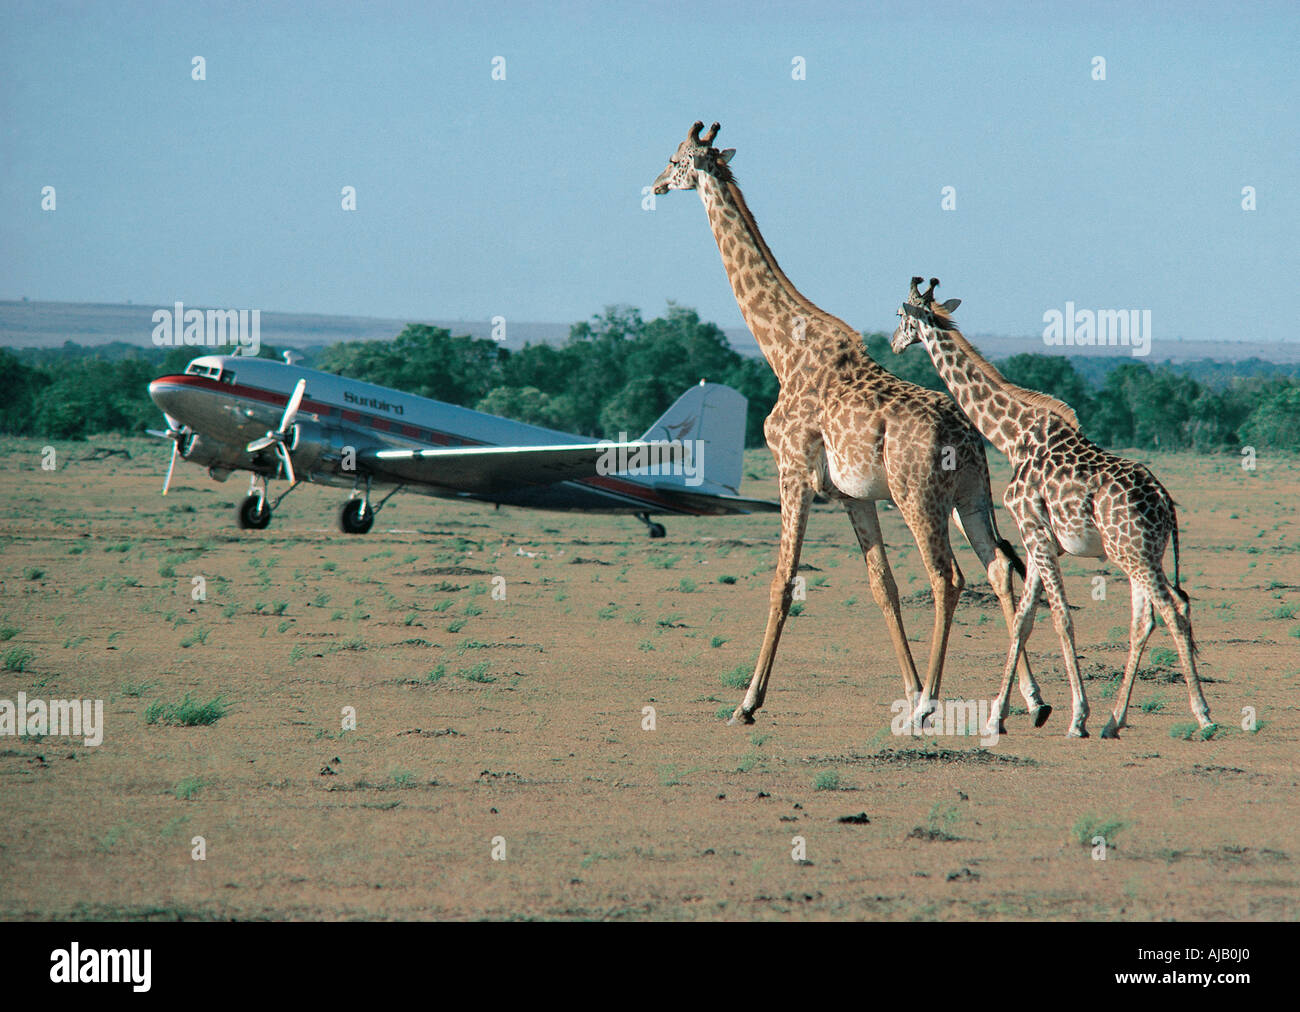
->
[[4, 300, 1299, 385], [5, 301, 1297, 452], [961, 333, 1300, 368], [0, 299, 573, 356]]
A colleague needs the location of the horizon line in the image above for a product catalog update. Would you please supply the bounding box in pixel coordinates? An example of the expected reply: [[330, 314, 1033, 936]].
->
[[2, 297, 1294, 347]]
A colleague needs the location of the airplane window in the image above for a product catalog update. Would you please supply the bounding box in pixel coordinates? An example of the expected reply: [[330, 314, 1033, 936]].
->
[[221, 372, 235, 385], [185, 363, 223, 379]]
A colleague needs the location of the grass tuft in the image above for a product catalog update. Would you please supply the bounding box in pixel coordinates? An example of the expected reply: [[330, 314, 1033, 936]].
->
[[1072, 813, 1127, 846], [144, 694, 229, 727]]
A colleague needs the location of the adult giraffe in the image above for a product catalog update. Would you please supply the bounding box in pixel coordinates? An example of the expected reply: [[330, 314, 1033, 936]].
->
[[890, 277, 1214, 738], [651, 122, 1046, 729]]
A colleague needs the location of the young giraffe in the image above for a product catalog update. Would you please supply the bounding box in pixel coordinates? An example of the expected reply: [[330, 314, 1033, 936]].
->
[[890, 277, 1214, 738], [652, 122, 1047, 728]]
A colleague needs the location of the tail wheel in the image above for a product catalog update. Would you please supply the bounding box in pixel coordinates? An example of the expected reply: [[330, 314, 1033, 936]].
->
[[238, 495, 271, 530], [339, 499, 374, 534], [636, 511, 667, 539]]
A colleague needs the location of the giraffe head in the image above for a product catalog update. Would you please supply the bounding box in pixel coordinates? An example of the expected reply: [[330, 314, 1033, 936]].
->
[[891, 276, 962, 354], [651, 121, 736, 195]]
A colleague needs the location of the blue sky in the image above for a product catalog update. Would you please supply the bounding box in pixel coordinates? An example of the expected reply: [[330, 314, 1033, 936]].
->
[[2, 0, 1296, 342]]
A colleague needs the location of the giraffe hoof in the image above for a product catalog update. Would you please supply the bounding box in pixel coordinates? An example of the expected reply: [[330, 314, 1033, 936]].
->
[[1031, 704, 1052, 728], [908, 703, 937, 734], [727, 709, 755, 726], [1099, 717, 1120, 739], [1067, 727, 1089, 739]]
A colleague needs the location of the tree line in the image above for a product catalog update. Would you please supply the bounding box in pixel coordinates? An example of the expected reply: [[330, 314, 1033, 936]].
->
[[1, 305, 1297, 453]]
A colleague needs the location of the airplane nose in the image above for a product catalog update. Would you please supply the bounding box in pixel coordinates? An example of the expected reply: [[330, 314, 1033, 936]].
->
[[148, 377, 184, 416]]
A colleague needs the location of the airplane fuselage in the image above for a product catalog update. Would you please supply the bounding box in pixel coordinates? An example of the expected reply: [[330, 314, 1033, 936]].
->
[[148, 354, 748, 520]]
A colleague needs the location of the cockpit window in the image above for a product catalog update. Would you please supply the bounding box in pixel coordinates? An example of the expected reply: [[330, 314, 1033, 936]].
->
[[184, 362, 222, 380]]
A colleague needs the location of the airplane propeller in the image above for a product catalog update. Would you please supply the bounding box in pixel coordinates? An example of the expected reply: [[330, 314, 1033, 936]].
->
[[245, 379, 306, 486], [147, 424, 191, 496]]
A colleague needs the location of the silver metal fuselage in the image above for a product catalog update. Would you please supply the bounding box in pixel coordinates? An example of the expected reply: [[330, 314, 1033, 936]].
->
[[148, 354, 733, 515]]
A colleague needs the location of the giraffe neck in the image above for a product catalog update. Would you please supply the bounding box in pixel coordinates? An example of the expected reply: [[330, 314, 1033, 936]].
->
[[696, 173, 875, 385], [916, 322, 1039, 458]]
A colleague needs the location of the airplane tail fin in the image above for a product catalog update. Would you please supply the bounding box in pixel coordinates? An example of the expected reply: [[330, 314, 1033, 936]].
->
[[638, 381, 748, 493]]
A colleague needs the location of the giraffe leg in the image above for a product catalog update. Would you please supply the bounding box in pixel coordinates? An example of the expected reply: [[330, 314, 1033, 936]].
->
[[899, 502, 963, 731], [1150, 583, 1214, 729], [954, 506, 1051, 726], [1026, 539, 1090, 738], [991, 550, 1052, 726], [842, 499, 923, 706], [729, 476, 814, 725], [1100, 582, 1155, 739], [988, 564, 1042, 737]]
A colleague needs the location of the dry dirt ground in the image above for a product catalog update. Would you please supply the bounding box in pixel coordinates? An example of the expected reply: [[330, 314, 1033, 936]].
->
[[1, 437, 1296, 920]]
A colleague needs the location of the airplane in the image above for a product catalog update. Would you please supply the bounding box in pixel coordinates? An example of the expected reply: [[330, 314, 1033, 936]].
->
[[146, 353, 778, 536]]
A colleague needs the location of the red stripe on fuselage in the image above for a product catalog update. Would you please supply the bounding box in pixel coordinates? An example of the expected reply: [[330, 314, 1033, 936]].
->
[[153, 373, 482, 448], [585, 474, 700, 513]]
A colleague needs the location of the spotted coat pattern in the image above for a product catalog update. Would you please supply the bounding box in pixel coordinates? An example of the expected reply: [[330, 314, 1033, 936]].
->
[[891, 281, 1213, 737], [652, 123, 1046, 727]]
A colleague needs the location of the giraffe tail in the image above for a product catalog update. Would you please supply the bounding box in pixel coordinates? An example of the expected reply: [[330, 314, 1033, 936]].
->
[[1171, 508, 1186, 601], [956, 502, 1027, 580], [997, 538, 1027, 581], [1171, 504, 1199, 657], [986, 503, 1026, 580]]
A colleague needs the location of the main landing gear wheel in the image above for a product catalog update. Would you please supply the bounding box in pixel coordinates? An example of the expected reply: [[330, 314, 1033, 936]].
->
[[339, 498, 375, 534], [238, 495, 271, 529]]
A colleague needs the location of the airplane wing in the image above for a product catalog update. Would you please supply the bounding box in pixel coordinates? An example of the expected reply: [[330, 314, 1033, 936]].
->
[[364, 441, 680, 495]]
